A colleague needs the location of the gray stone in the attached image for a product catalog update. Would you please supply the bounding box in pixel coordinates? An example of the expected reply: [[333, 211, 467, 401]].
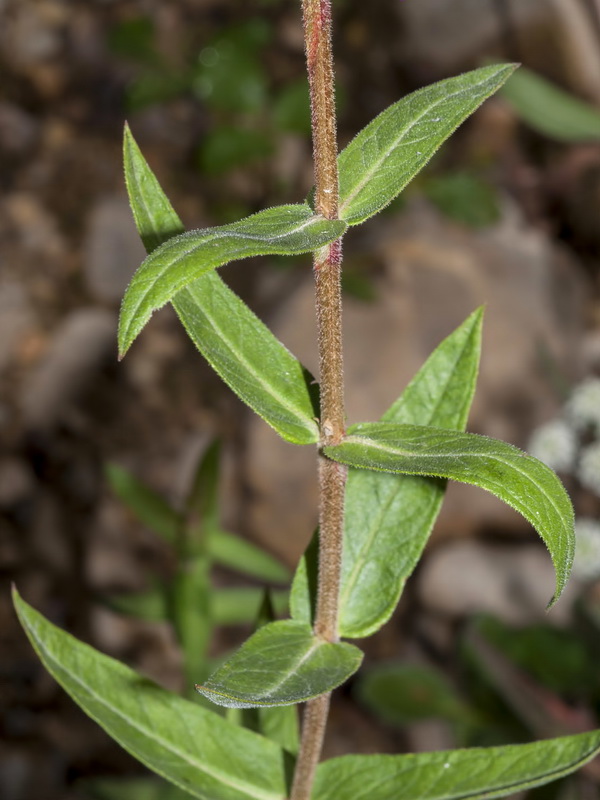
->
[[396, 0, 545, 72], [0, 103, 38, 155], [0, 280, 35, 376], [397, 0, 600, 103], [416, 540, 580, 625], [0, 457, 34, 507], [21, 308, 117, 429], [84, 195, 147, 303]]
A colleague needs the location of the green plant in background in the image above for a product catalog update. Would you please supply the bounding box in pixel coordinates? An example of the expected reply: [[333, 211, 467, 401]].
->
[[110, 15, 314, 182], [104, 443, 290, 688], [88, 444, 292, 800], [501, 66, 600, 142], [13, 3, 600, 800], [528, 377, 600, 584]]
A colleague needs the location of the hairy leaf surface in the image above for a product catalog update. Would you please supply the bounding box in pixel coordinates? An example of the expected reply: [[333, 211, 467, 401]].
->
[[338, 310, 482, 636], [195, 620, 362, 708], [123, 126, 320, 444], [118, 203, 345, 356], [338, 64, 516, 225], [313, 731, 600, 800], [13, 589, 287, 800], [291, 311, 482, 636], [325, 424, 574, 607]]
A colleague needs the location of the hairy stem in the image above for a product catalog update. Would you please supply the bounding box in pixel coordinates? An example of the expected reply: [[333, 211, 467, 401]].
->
[[291, 2, 345, 799]]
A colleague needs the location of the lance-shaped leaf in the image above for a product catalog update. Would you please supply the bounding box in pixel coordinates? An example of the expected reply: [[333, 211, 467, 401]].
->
[[312, 731, 600, 800], [210, 530, 290, 583], [212, 588, 289, 626], [123, 126, 321, 444], [291, 310, 483, 637], [325, 423, 574, 607], [118, 203, 346, 356], [106, 463, 180, 544], [502, 66, 600, 142], [13, 589, 288, 800], [338, 63, 516, 225], [195, 620, 363, 709]]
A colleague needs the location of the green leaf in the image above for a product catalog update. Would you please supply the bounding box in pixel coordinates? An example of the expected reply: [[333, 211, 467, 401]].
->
[[184, 440, 221, 551], [338, 64, 516, 225], [312, 731, 600, 800], [123, 126, 322, 445], [212, 588, 289, 626], [13, 588, 288, 800], [170, 554, 212, 687], [291, 311, 482, 636], [209, 530, 290, 583], [424, 171, 500, 229], [118, 203, 346, 357], [195, 620, 363, 708], [470, 615, 596, 698], [501, 67, 600, 142], [173, 277, 320, 444], [356, 663, 477, 727], [106, 586, 168, 622], [197, 126, 273, 176], [84, 776, 192, 800], [289, 528, 318, 627], [106, 463, 180, 545], [325, 423, 574, 608], [240, 593, 300, 756]]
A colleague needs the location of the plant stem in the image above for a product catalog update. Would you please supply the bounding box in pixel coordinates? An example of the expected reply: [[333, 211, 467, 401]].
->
[[291, 2, 345, 799]]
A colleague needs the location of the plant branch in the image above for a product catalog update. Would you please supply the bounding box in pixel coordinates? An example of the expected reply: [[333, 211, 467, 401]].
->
[[291, 2, 345, 799]]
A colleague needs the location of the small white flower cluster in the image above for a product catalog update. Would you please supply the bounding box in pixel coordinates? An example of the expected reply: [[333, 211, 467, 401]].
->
[[527, 376, 600, 502], [528, 377, 600, 584], [566, 378, 600, 432], [572, 518, 600, 581], [528, 419, 577, 473], [578, 442, 600, 496]]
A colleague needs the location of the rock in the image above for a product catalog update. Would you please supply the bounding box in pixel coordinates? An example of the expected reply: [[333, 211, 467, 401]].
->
[[83, 195, 147, 303], [396, 0, 545, 75], [0, 1, 63, 69], [397, 0, 600, 104], [29, 491, 71, 574], [0, 103, 39, 156], [21, 308, 117, 429], [85, 500, 146, 591], [0, 457, 35, 508], [4, 193, 66, 258], [406, 719, 456, 754], [245, 200, 586, 557], [0, 280, 35, 375], [416, 540, 580, 625]]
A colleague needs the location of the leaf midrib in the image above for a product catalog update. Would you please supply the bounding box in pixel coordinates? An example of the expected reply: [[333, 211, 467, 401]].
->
[[318, 735, 600, 800], [175, 283, 318, 443], [122, 208, 328, 346], [339, 74, 495, 219], [24, 614, 284, 800], [339, 328, 477, 624], [203, 629, 322, 705], [129, 163, 318, 443], [341, 432, 570, 541]]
